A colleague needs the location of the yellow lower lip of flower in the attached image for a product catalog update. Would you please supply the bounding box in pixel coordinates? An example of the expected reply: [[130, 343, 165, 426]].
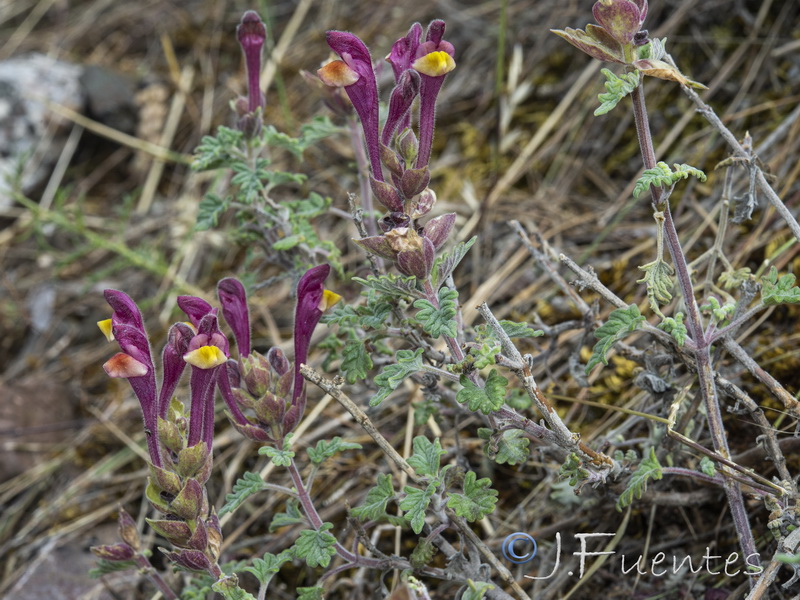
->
[[98, 319, 114, 342], [412, 51, 456, 77], [319, 289, 342, 312], [184, 346, 227, 369]]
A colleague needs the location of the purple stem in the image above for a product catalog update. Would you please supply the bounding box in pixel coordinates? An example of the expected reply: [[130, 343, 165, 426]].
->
[[630, 82, 759, 575], [415, 76, 445, 170], [134, 553, 179, 600]]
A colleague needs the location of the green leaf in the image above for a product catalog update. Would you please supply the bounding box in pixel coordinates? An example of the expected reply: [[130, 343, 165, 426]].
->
[[505, 388, 532, 411], [358, 293, 393, 330], [633, 162, 707, 198], [761, 266, 800, 305], [478, 428, 530, 465], [231, 161, 266, 204], [456, 370, 508, 414], [700, 296, 735, 323], [219, 471, 267, 518], [297, 587, 326, 600], [431, 236, 477, 289], [658, 312, 687, 346], [295, 523, 337, 568], [446, 471, 498, 521], [413, 287, 459, 339], [298, 115, 343, 149], [407, 436, 446, 479], [192, 126, 244, 171], [212, 578, 257, 600], [371, 348, 424, 407], [550, 479, 584, 508], [399, 483, 437, 534], [321, 303, 359, 327], [497, 320, 544, 338], [242, 550, 293, 588], [340, 336, 373, 384], [409, 538, 437, 569], [462, 580, 495, 600], [306, 437, 362, 465], [258, 435, 295, 467], [469, 342, 501, 369], [559, 453, 590, 487], [352, 273, 424, 299], [616, 447, 663, 511], [586, 304, 646, 373], [699, 456, 717, 477], [272, 234, 305, 251], [269, 500, 306, 531], [196, 194, 229, 231], [638, 257, 674, 311], [595, 68, 640, 116], [351, 473, 395, 521]]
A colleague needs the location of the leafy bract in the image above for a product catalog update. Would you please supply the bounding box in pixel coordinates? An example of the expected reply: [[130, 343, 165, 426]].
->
[[595, 68, 640, 116], [456, 370, 508, 414], [761, 266, 800, 305], [586, 305, 645, 373], [219, 471, 267, 517], [341, 336, 373, 384], [431, 236, 477, 289], [446, 471, 498, 521], [371, 348, 424, 407], [616, 447, 663, 511], [633, 162, 707, 198], [414, 287, 459, 339]]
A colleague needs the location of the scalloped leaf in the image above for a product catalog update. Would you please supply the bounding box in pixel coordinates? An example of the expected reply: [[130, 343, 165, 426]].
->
[[446, 471, 498, 522], [352, 273, 424, 299], [371, 348, 424, 407], [633, 162, 707, 198], [219, 471, 268, 517], [616, 447, 663, 511], [413, 287, 459, 339], [431, 236, 477, 289], [586, 304, 645, 373], [595, 68, 640, 116]]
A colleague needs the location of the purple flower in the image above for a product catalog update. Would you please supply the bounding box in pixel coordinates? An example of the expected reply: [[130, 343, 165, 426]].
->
[[284, 265, 341, 434], [217, 278, 251, 356], [411, 20, 456, 170], [237, 11, 267, 114], [386, 23, 423, 135], [318, 32, 383, 182], [102, 290, 160, 465]]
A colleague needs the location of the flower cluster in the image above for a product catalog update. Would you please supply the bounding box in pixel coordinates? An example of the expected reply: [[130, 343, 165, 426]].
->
[[551, 0, 704, 88], [98, 265, 337, 574], [99, 289, 228, 574], [318, 21, 458, 280], [217, 265, 341, 444]]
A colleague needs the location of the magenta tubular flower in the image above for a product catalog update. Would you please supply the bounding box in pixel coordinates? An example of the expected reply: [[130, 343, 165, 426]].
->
[[386, 23, 422, 136], [103, 290, 160, 465], [237, 10, 267, 114], [158, 322, 193, 419], [283, 265, 340, 434], [382, 69, 420, 146], [412, 20, 456, 170], [182, 312, 229, 448], [217, 278, 251, 357], [319, 31, 383, 182]]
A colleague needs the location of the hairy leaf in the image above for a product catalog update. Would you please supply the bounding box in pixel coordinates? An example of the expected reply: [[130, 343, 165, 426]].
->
[[616, 447, 663, 511], [478, 428, 530, 465], [699, 456, 717, 477], [89, 558, 137, 579], [446, 471, 498, 521], [306, 437, 362, 465], [341, 336, 373, 384], [371, 348, 424, 407], [462, 580, 496, 600], [456, 370, 508, 415], [595, 68, 640, 116], [414, 287, 459, 339], [586, 304, 646, 373], [351, 473, 395, 521], [196, 194, 230, 231], [192, 126, 244, 171], [407, 436, 446, 479], [658, 313, 687, 346], [297, 588, 325, 600], [352, 273, 424, 299], [295, 523, 337, 568], [258, 435, 295, 467], [761, 266, 800, 305], [633, 162, 707, 198], [242, 550, 293, 588], [638, 257, 674, 311], [269, 500, 305, 531], [400, 483, 437, 534], [219, 471, 267, 517], [431, 236, 477, 289]]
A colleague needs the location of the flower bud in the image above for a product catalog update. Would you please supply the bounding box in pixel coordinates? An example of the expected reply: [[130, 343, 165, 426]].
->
[[370, 177, 404, 211], [163, 549, 213, 573], [171, 478, 205, 521], [117, 508, 141, 552], [147, 518, 193, 546], [399, 166, 431, 198], [267, 347, 290, 376], [91, 543, 135, 562], [397, 128, 418, 164], [242, 352, 272, 397]]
